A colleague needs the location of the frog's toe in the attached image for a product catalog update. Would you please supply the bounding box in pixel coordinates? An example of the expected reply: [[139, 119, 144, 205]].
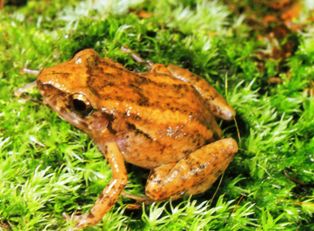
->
[[122, 191, 151, 203], [74, 214, 90, 229], [63, 212, 86, 230], [67, 213, 91, 229]]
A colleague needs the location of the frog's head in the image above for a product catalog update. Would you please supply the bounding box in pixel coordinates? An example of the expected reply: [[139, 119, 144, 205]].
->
[[36, 49, 109, 135]]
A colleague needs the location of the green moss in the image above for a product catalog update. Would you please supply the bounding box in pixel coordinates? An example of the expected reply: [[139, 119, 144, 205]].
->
[[0, 0, 313, 230]]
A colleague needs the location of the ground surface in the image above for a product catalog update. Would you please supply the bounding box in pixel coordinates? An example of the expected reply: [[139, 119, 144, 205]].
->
[[0, 0, 313, 230]]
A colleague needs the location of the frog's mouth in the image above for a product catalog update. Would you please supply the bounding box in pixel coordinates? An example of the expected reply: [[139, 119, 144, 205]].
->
[[36, 81, 89, 132]]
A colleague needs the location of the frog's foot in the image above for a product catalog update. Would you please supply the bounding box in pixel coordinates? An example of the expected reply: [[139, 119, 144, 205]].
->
[[122, 191, 153, 209], [15, 68, 40, 98], [122, 191, 151, 203], [145, 138, 238, 201], [70, 213, 93, 230], [64, 212, 95, 230], [63, 212, 82, 230], [121, 46, 153, 67]]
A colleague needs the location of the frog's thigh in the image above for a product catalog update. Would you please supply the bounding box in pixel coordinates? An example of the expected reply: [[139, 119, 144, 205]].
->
[[74, 142, 128, 228], [145, 138, 238, 201], [166, 64, 236, 121]]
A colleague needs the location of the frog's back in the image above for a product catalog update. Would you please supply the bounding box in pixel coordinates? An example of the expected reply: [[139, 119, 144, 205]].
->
[[86, 58, 216, 168], [90, 58, 211, 125]]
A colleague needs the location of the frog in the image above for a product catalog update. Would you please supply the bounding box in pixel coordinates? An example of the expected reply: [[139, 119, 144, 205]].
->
[[35, 48, 238, 228]]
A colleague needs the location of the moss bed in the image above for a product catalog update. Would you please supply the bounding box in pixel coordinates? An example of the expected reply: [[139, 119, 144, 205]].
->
[[0, 0, 313, 230]]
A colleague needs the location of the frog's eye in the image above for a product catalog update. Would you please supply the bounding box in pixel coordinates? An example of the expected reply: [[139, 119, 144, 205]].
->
[[70, 93, 93, 116]]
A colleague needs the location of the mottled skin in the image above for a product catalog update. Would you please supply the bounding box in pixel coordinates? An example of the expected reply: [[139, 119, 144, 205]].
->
[[36, 49, 238, 228]]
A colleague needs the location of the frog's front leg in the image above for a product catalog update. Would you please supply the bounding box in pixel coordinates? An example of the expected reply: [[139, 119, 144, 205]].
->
[[145, 138, 238, 201], [15, 68, 40, 97], [73, 142, 127, 229]]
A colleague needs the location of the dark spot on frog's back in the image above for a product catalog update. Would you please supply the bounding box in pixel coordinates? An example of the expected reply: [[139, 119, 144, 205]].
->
[[126, 122, 153, 140], [131, 114, 141, 121], [87, 73, 116, 96], [199, 163, 207, 170], [173, 84, 185, 90], [183, 149, 192, 155], [127, 83, 150, 106], [138, 96, 149, 106], [134, 76, 150, 85], [86, 53, 100, 68]]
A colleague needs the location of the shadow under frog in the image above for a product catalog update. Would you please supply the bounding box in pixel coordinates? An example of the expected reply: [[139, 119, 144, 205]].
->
[[28, 49, 238, 228]]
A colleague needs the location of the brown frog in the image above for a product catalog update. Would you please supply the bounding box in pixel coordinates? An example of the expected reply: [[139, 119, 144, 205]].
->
[[35, 49, 238, 228]]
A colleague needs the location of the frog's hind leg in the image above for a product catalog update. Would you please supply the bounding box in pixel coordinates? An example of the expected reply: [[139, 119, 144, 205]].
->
[[145, 138, 238, 201], [72, 142, 128, 229], [121, 46, 153, 67], [145, 62, 235, 121], [120, 47, 174, 80], [120, 46, 235, 121], [166, 65, 236, 121]]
